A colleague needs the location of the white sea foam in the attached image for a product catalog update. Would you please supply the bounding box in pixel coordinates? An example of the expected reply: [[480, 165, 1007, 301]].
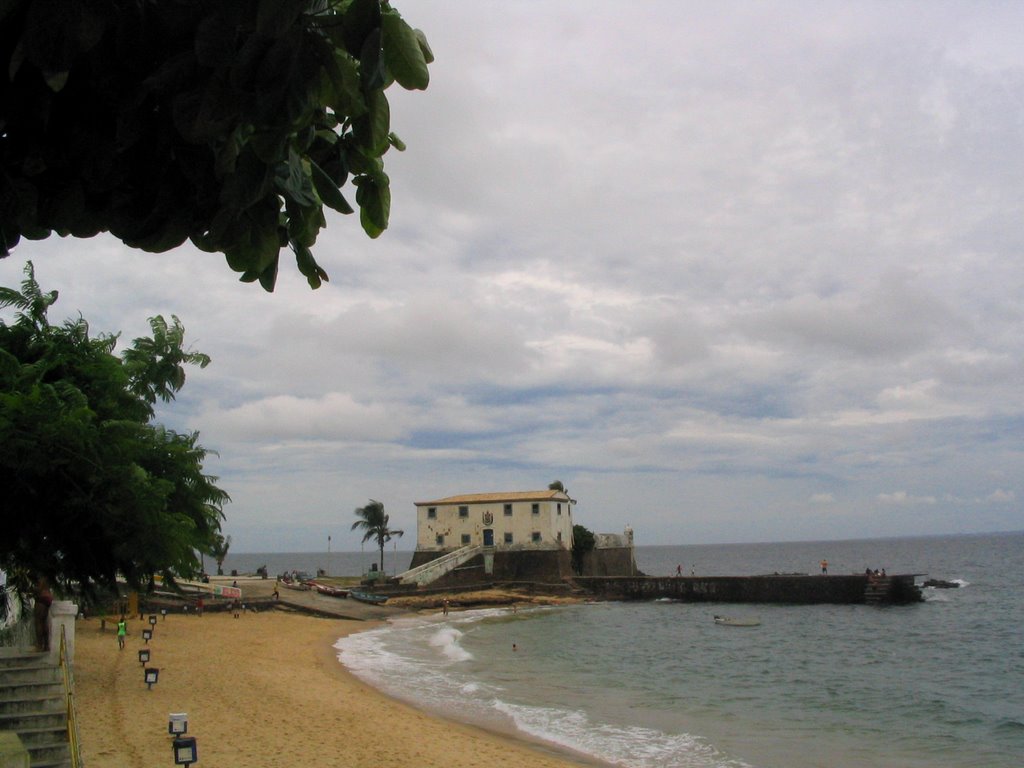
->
[[429, 626, 473, 662], [336, 611, 503, 716], [491, 699, 754, 768]]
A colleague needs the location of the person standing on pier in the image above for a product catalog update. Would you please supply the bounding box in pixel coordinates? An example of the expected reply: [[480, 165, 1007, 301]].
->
[[820, 559, 828, 574]]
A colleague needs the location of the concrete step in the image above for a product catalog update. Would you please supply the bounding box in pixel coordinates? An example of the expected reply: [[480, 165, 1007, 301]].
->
[[0, 665, 61, 686], [0, 708, 66, 731], [25, 738, 70, 767], [0, 650, 72, 767], [0, 681, 64, 703], [0, 694, 63, 716], [0, 651, 49, 668], [13, 726, 68, 749]]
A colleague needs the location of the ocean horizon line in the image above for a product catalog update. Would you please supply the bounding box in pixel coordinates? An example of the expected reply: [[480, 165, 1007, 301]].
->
[[228, 527, 1024, 556]]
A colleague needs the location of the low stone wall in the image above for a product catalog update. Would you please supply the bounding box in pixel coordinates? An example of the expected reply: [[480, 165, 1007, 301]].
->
[[579, 546, 639, 577]]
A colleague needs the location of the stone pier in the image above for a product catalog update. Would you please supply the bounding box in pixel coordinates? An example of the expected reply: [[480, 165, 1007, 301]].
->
[[575, 573, 922, 604]]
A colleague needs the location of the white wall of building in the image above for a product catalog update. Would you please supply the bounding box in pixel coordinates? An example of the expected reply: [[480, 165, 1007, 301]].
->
[[415, 491, 575, 552]]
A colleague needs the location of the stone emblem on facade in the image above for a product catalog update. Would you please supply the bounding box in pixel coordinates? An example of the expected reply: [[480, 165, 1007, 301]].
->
[[482, 511, 494, 525]]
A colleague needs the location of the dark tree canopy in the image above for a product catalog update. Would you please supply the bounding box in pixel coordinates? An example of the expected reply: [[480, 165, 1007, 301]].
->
[[571, 523, 595, 575], [0, 263, 228, 605], [0, 0, 432, 291]]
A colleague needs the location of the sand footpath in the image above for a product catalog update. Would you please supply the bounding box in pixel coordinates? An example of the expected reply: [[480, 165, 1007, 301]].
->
[[73, 608, 589, 768]]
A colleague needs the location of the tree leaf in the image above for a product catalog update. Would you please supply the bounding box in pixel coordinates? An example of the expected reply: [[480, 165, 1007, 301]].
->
[[336, 0, 381, 58], [414, 28, 434, 64], [382, 13, 429, 90], [388, 132, 406, 152], [275, 148, 319, 208], [293, 242, 329, 289], [359, 27, 386, 92], [354, 88, 391, 156], [355, 174, 390, 238], [310, 160, 354, 214], [257, 257, 279, 292]]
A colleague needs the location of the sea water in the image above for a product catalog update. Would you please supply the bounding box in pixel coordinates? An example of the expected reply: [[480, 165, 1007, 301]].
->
[[336, 532, 1024, 768]]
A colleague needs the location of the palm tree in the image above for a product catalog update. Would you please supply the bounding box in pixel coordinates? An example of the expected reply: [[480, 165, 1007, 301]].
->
[[351, 500, 403, 573], [209, 533, 231, 576]]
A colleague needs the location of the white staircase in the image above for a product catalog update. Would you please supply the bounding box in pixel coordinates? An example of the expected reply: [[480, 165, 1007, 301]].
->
[[397, 545, 483, 586]]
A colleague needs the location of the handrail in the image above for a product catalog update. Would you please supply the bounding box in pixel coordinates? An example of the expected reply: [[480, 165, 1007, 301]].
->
[[58, 624, 83, 768], [398, 545, 481, 583]]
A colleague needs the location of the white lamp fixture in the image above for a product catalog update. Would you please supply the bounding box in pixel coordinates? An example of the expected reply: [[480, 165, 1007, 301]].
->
[[168, 712, 188, 736], [142, 628, 153, 643], [144, 667, 160, 690], [138, 648, 150, 666]]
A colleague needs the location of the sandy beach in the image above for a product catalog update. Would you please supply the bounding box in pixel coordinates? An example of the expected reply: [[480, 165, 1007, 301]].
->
[[73, 604, 589, 768]]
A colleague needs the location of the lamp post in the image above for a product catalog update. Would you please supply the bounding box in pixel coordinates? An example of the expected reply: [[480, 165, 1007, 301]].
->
[[161, 608, 168, 621], [138, 648, 150, 666], [172, 735, 198, 766], [142, 628, 153, 643], [144, 667, 159, 690], [168, 712, 188, 737], [327, 535, 331, 577], [149, 614, 158, 627]]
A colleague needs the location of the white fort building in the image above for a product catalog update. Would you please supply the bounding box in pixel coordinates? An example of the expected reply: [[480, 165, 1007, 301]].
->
[[399, 488, 636, 587]]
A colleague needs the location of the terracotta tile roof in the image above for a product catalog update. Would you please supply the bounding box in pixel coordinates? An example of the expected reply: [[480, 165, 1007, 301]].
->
[[415, 490, 573, 506]]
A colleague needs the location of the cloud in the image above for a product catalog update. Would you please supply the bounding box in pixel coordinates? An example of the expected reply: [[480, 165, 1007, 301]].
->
[[986, 489, 1016, 504], [877, 491, 938, 506], [5, 1, 1024, 550]]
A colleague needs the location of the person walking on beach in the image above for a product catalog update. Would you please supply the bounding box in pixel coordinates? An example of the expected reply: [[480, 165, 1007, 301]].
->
[[33, 577, 53, 651], [820, 559, 828, 575], [196, 595, 204, 616], [116, 616, 127, 650], [442, 598, 449, 616]]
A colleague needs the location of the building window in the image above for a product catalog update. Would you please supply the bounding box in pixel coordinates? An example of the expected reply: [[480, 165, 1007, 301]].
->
[[531, 503, 539, 515], [504, 503, 513, 516], [557, 503, 562, 515], [504, 532, 513, 544], [461, 534, 471, 545], [531, 531, 542, 543], [459, 505, 469, 518], [435, 534, 444, 546], [427, 507, 436, 519]]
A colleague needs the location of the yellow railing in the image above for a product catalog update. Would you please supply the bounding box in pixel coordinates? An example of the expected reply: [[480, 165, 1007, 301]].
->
[[58, 625, 83, 768]]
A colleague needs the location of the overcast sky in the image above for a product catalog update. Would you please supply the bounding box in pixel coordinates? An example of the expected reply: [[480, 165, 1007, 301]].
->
[[4, 1, 1023, 552]]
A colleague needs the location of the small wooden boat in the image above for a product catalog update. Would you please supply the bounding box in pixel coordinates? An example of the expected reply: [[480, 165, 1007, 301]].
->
[[349, 590, 389, 605], [310, 582, 349, 598], [280, 580, 310, 591], [713, 615, 760, 627]]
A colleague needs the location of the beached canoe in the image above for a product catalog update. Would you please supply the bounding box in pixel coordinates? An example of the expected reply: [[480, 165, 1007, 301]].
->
[[310, 582, 349, 598], [713, 615, 761, 627], [349, 590, 388, 605]]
